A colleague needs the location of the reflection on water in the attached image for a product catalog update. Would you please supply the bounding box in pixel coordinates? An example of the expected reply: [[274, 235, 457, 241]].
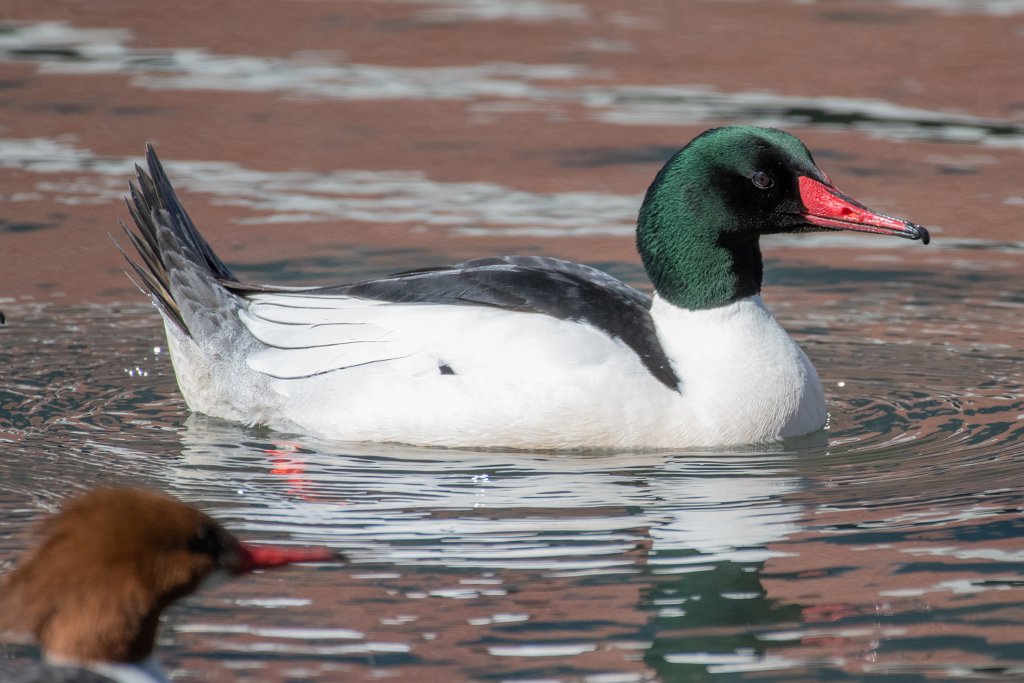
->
[[0, 137, 640, 236], [890, 0, 1024, 13], [173, 418, 805, 570], [2, 20, 1023, 148]]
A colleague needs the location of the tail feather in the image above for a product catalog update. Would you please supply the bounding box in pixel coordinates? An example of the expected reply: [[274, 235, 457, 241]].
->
[[118, 145, 245, 342], [120, 216, 167, 295], [116, 218, 187, 332], [126, 177, 165, 276], [142, 145, 236, 282]]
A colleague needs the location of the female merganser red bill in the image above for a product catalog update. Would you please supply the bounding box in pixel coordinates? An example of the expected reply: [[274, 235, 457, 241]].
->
[[118, 126, 929, 450], [0, 488, 339, 683]]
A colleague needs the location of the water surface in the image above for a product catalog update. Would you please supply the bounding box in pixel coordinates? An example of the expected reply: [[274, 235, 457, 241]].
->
[[2, 1, 1023, 681]]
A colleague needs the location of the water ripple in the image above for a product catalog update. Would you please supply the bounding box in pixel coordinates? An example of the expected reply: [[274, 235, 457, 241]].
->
[[2, 21, 1021, 148], [2, 251, 1023, 681]]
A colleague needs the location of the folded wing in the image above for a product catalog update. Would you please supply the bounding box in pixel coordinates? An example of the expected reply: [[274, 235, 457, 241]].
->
[[233, 256, 680, 390]]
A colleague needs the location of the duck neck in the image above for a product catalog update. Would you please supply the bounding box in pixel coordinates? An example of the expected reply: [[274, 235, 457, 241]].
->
[[38, 598, 164, 665], [1, 564, 171, 665], [635, 163, 763, 311]]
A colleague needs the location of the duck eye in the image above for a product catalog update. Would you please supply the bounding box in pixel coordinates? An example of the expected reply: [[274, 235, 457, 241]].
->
[[189, 524, 223, 557], [750, 171, 773, 190]]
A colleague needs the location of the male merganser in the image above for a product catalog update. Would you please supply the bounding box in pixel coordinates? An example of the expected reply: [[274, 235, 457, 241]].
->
[[118, 126, 929, 449], [0, 488, 338, 683]]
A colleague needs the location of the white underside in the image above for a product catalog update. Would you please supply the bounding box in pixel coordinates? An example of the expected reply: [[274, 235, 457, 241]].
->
[[166, 293, 826, 449]]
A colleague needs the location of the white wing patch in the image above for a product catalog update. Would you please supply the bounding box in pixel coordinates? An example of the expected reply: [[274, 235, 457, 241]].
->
[[242, 294, 430, 379]]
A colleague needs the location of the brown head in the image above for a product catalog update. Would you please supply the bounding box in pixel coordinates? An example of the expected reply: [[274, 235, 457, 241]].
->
[[0, 488, 338, 664]]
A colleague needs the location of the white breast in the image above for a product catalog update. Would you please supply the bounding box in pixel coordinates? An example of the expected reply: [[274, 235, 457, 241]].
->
[[650, 294, 826, 445]]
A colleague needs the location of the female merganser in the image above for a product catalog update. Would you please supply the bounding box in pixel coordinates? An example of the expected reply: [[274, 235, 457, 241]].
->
[[118, 126, 929, 449], [0, 488, 338, 683]]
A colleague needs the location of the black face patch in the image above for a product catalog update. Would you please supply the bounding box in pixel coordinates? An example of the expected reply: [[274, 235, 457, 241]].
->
[[709, 147, 815, 238]]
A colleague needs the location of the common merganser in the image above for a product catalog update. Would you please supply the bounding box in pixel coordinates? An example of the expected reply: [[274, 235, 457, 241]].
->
[[118, 126, 929, 449], [0, 488, 339, 683]]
